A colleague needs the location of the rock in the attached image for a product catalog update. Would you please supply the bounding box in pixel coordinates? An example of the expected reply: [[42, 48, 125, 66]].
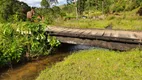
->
[[98, 15, 106, 20], [92, 15, 106, 20], [82, 16, 87, 19], [105, 24, 113, 29], [137, 7, 142, 16]]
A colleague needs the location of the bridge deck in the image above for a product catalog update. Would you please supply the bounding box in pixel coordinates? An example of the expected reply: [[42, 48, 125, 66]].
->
[[46, 26, 142, 50], [46, 27, 142, 43]]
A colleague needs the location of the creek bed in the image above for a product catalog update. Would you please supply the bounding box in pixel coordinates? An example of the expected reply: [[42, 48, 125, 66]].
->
[[0, 44, 94, 80]]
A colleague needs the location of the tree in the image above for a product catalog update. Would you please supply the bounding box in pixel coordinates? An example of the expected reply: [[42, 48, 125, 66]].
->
[[77, 0, 86, 15], [52, 6, 61, 14], [12, 1, 30, 21], [0, 0, 14, 22], [41, 0, 50, 8], [0, 0, 30, 22]]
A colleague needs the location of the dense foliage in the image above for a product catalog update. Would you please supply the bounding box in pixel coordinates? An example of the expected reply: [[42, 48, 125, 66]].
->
[[0, 0, 30, 22], [0, 23, 60, 67], [0, 0, 142, 23], [61, 4, 76, 16], [63, 0, 142, 17], [41, 0, 50, 8], [35, 5, 64, 24], [77, 0, 86, 15], [82, 0, 142, 13]]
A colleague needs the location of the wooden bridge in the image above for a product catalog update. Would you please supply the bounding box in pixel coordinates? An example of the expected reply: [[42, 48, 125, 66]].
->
[[46, 26, 142, 50]]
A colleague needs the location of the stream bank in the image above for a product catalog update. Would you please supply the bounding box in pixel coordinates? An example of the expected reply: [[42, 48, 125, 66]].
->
[[0, 44, 94, 80]]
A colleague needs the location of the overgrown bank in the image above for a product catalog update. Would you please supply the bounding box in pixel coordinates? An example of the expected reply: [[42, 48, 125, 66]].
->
[[37, 49, 142, 80], [0, 22, 60, 68]]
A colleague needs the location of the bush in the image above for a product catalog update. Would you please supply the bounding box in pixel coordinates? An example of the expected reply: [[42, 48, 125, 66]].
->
[[0, 22, 60, 67], [0, 0, 30, 23]]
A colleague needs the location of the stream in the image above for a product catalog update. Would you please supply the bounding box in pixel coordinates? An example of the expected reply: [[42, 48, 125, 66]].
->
[[0, 43, 94, 80]]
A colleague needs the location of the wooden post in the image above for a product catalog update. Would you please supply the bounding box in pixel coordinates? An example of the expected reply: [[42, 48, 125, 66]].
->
[[75, 0, 78, 19], [88, 0, 90, 18], [102, 0, 104, 14]]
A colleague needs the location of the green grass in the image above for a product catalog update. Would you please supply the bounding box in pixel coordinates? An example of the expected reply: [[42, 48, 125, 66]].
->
[[53, 8, 142, 30], [36, 49, 142, 80], [53, 18, 142, 30]]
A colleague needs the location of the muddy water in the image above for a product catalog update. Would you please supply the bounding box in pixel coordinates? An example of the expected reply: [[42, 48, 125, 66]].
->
[[0, 44, 94, 80]]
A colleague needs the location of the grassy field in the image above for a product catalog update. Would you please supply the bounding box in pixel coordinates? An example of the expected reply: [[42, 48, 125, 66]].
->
[[36, 49, 142, 80], [53, 9, 142, 30], [54, 19, 142, 30]]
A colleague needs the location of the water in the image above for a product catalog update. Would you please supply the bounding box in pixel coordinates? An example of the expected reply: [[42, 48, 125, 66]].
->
[[56, 43, 94, 53], [0, 44, 94, 80]]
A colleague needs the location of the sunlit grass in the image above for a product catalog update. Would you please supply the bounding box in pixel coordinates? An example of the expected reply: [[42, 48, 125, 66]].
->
[[53, 9, 142, 30], [37, 49, 142, 80], [53, 18, 142, 30]]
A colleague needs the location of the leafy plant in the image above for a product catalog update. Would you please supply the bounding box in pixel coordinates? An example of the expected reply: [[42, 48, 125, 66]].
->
[[0, 23, 23, 67], [0, 22, 60, 67]]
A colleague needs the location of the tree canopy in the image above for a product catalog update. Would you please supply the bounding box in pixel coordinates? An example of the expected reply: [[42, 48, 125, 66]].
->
[[41, 0, 50, 8], [75, 0, 142, 15], [0, 0, 30, 22]]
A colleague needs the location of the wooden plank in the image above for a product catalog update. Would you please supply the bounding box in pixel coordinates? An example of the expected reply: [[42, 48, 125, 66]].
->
[[95, 31, 105, 36], [127, 33, 137, 39], [110, 32, 119, 37], [66, 29, 82, 37], [134, 32, 142, 39], [75, 29, 86, 36], [67, 29, 81, 34], [103, 31, 112, 37], [89, 31, 98, 35], [47, 27, 63, 33], [79, 30, 92, 37], [56, 28, 73, 36]]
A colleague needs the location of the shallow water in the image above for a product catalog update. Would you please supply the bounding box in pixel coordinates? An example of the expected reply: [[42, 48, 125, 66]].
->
[[0, 44, 94, 80]]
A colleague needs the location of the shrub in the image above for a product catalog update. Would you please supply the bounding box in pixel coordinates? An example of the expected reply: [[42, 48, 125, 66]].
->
[[0, 22, 60, 67]]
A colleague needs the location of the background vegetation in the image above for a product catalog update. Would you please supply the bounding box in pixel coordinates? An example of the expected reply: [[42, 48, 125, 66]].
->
[[52, 0, 142, 30], [0, 0, 142, 79], [62, 0, 142, 17], [0, 0, 30, 22], [0, 0, 142, 25]]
